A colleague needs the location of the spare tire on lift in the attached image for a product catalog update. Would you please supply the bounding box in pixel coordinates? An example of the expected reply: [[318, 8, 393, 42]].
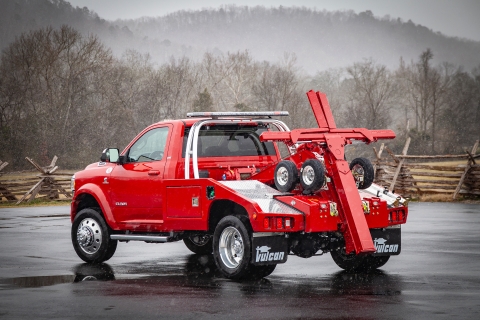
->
[[299, 159, 325, 193], [274, 160, 298, 192], [349, 157, 374, 189]]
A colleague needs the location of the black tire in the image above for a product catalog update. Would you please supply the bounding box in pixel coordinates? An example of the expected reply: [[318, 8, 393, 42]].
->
[[183, 235, 213, 254], [213, 216, 253, 280], [331, 249, 390, 272], [274, 160, 298, 192], [349, 157, 374, 189], [299, 159, 325, 193], [71, 208, 117, 263], [362, 255, 390, 271], [247, 264, 277, 280], [330, 249, 366, 271], [73, 263, 115, 282]]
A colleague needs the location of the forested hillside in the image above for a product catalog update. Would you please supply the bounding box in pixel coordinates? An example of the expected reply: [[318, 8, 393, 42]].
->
[[115, 6, 480, 72], [2, 0, 480, 72], [0, 1, 479, 170]]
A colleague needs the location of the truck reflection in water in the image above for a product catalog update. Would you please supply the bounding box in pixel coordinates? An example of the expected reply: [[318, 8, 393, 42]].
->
[[71, 254, 402, 297]]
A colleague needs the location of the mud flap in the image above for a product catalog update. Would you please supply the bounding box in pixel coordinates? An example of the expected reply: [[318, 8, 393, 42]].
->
[[371, 227, 401, 256], [251, 235, 288, 265]]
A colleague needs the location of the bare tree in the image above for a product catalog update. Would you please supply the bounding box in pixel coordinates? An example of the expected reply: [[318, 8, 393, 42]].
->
[[401, 49, 454, 153], [345, 59, 397, 129], [0, 26, 114, 168]]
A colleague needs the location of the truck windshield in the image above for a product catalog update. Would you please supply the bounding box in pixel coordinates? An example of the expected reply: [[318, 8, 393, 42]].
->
[[182, 125, 276, 157]]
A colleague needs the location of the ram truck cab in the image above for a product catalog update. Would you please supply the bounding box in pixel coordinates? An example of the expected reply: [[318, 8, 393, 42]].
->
[[70, 90, 408, 280]]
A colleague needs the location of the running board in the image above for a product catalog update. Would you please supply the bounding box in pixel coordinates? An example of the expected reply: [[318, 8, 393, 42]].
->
[[110, 234, 171, 242]]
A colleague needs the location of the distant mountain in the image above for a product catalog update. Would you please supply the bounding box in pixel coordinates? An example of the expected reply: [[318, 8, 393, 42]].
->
[[1, 1, 479, 73]]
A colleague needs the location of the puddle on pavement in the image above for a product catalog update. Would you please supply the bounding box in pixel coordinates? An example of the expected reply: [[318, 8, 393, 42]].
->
[[23, 214, 70, 219], [0, 255, 402, 297], [0, 274, 75, 289]]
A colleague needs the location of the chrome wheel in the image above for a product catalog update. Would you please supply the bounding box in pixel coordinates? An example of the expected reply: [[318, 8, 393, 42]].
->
[[276, 167, 289, 186], [301, 165, 315, 186], [219, 226, 244, 269], [76, 218, 102, 255], [274, 160, 298, 192], [299, 159, 325, 193]]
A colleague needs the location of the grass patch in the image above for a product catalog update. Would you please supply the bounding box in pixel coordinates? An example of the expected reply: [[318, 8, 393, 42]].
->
[[417, 194, 454, 202], [0, 198, 70, 208]]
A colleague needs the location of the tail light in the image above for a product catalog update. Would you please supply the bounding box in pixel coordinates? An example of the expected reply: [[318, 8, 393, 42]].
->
[[276, 218, 283, 229], [263, 218, 270, 229], [389, 209, 407, 223]]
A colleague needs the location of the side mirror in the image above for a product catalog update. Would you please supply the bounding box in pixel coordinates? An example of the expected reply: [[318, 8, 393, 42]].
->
[[100, 148, 120, 163]]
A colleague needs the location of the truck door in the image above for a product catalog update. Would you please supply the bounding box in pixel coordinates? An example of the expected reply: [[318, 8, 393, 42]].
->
[[109, 125, 171, 226]]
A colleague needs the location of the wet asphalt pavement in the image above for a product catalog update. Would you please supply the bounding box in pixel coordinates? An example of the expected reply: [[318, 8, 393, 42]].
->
[[0, 202, 480, 319]]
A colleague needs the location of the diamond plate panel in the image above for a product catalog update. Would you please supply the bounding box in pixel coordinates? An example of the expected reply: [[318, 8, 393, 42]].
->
[[220, 180, 303, 215]]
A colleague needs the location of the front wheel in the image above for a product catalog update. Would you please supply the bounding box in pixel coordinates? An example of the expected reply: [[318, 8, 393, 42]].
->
[[71, 208, 117, 263], [213, 216, 253, 280]]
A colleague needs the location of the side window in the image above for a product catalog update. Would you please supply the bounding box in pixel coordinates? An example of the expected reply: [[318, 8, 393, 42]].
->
[[127, 127, 169, 162], [182, 125, 276, 158]]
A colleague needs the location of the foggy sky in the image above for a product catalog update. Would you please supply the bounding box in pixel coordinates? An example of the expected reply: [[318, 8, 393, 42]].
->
[[67, 0, 480, 42]]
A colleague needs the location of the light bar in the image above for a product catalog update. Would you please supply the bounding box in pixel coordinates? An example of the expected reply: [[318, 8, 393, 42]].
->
[[186, 111, 289, 118]]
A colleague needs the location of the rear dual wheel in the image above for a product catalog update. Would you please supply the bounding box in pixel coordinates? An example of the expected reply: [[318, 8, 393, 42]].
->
[[183, 234, 213, 254], [213, 216, 276, 280], [330, 248, 390, 272]]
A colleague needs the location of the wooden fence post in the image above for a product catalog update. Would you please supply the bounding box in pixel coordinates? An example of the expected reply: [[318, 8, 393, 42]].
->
[[16, 156, 71, 204], [372, 143, 384, 173], [0, 161, 17, 201], [453, 140, 479, 199], [389, 137, 411, 191]]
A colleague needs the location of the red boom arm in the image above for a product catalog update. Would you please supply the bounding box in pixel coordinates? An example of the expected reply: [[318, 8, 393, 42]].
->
[[260, 90, 397, 254]]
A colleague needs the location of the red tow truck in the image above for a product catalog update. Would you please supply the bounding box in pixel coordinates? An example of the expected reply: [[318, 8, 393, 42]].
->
[[70, 90, 408, 280]]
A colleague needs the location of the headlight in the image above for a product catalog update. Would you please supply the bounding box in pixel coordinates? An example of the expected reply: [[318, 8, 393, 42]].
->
[[71, 175, 75, 193]]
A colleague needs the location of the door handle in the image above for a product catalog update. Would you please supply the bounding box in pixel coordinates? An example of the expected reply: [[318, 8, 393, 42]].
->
[[148, 170, 160, 176]]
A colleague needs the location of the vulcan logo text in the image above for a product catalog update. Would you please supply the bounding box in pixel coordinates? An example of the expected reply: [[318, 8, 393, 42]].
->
[[374, 238, 399, 253], [255, 246, 285, 262]]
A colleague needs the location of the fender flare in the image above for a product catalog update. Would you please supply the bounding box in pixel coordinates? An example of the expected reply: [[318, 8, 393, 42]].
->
[[72, 183, 119, 229]]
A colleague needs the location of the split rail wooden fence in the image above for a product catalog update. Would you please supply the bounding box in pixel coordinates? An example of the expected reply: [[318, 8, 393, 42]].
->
[[373, 140, 480, 199], [2, 143, 480, 204], [0, 157, 74, 204]]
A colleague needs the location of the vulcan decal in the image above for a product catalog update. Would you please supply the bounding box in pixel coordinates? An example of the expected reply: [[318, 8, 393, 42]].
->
[[255, 246, 285, 263], [374, 237, 399, 253]]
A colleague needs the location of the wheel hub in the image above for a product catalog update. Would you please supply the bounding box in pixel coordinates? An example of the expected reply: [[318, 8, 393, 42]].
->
[[76, 218, 102, 255], [277, 167, 288, 186], [302, 166, 315, 185], [77, 227, 94, 247], [232, 238, 243, 255], [219, 227, 244, 269]]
